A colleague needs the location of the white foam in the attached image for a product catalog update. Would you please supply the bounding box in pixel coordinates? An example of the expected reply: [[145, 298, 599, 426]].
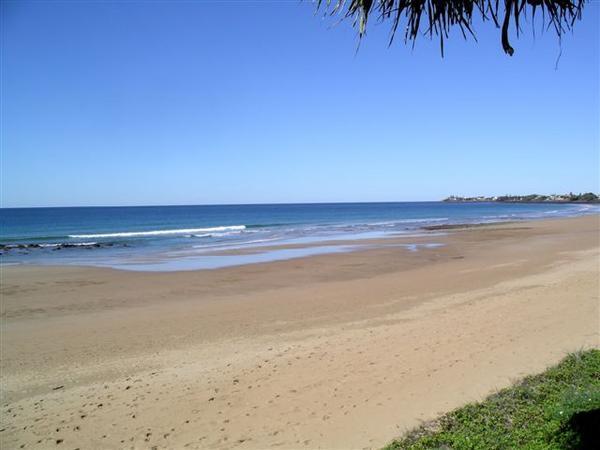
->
[[41, 242, 98, 247], [192, 237, 280, 250], [188, 230, 246, 238], [576, 204, 598, 211], [69, 225, 246, 239], [207, 231, 244, 238], [305, 218, 449, 231], [371, 217, 449, 225], [1, 242, 100, 249]]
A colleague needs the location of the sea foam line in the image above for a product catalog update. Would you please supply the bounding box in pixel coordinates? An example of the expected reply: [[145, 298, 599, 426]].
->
[[192, 237, 281, 250], [69, 225, 246, 239], [366, 217, 449, 226], [40, 242, 99, 247]]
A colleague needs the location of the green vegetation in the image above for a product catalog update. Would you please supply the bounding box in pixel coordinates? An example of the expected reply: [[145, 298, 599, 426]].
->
[[384, 350, 600, 450], [444, 193, 599, 203]]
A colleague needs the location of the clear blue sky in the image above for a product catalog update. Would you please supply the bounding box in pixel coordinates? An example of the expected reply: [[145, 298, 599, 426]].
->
[[2, 1, 598, 207]]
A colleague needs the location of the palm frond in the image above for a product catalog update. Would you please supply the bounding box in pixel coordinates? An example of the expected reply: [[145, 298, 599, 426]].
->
[[315, 0, 585, 56]]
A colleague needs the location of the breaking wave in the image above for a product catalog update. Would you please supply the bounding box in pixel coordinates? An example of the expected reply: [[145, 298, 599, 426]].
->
[[69, 225, 247, 239]]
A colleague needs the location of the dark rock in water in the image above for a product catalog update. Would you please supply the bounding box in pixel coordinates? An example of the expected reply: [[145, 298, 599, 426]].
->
[[1, 243, 42, 250], [1, 241, 119, 252], [1, 244, 27, 250], [81, 243, 103, 249]]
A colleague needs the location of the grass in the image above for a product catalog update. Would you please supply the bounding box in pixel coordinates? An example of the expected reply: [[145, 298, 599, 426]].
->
[[384, 349, 600, 450]]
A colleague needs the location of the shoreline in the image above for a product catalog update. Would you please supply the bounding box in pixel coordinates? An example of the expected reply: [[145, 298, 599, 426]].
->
[[1, 215, 597, 273], [1, 215, 599, 449]]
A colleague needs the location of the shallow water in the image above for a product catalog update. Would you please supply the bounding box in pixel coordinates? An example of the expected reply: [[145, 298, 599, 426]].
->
[[1, 202, 597, 270]]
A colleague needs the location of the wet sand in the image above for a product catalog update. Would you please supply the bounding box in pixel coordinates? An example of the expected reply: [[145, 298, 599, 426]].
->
[[1, 215, 599, 449]]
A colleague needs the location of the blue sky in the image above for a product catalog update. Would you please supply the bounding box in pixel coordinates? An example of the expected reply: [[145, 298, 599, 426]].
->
[[2, 1, 598, 207]]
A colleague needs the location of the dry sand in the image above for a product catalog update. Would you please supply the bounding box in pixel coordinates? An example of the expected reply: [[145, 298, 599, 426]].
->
[[1, 216, 599, 449]]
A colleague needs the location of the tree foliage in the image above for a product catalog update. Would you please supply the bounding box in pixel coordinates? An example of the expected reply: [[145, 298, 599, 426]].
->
[[315, 0, 585, 55]]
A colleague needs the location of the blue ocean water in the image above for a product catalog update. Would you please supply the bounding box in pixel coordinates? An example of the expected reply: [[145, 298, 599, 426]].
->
[[1, 202, 597, 271]]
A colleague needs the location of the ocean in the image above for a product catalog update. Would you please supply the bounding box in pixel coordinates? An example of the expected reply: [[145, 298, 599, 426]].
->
[[1, 202, 597, 271]]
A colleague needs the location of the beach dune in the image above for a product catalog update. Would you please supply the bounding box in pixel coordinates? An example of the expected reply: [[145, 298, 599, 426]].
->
[[1, 216, 599, 449]]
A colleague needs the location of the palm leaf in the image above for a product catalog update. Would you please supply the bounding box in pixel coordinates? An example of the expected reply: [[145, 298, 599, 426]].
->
[[314, 0, 585, 55]]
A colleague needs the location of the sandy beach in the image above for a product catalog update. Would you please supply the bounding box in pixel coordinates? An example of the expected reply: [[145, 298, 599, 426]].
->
[[1, 215, 598, 449]]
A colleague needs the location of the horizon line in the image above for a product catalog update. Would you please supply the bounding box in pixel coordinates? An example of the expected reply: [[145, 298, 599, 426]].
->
[[2, 192, 598, 210], [1, 200, 446, 209]]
